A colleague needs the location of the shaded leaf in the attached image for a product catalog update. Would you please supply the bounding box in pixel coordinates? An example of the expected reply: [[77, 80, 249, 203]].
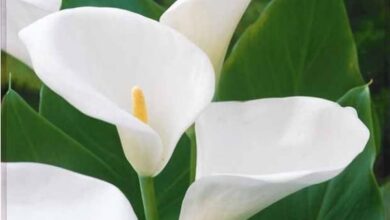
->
[[381, 181, 390, 220]]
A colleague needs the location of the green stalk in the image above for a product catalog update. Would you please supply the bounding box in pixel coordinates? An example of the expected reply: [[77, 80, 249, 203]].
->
[[189, 135, 197, 183], [187, 126, 197, 183], [139, 176, 159, 220]]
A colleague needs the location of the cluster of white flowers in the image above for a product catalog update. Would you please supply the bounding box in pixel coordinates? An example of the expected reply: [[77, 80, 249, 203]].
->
[[4, 0, 369, 219]]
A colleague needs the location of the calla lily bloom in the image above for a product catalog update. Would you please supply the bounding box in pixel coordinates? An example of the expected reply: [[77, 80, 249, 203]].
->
[[4, 162, 137, 220], [3, 0, 61, 66], [19, 7, 215, 177], [160, 0, 251, 77], [179, 97, 369, 219]]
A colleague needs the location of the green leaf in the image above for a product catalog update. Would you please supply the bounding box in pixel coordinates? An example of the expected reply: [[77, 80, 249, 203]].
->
[[61, 0, 163, 20], [228, 0, 271, 56], [39, 86, 190, 219], [381, 181, 390, 220], [251, 85, 384, 220], [153, 0, 175, 8], [218, 0, 364, 101]]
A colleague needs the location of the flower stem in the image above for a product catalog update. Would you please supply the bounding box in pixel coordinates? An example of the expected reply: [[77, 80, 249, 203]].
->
[[189, 137, 197, 183], [187, 126, 197, 184], [139, 176, 159, 220]]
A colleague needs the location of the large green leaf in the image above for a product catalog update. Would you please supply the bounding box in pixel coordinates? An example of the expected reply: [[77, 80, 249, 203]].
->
[[39, 86, 190, 219], [218, 0, 364, 101], [381, 181, 390, 220], [61, 0, 163, 20], [250, 86, 384, 219]]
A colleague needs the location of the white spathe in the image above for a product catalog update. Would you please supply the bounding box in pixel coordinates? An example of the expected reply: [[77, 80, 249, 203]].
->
[[160, 0, 251, 77], [4, 162, 137, 220], [4, 0, 61, 66], [19, 7, 215, 177], [180, 97, 369, 220]]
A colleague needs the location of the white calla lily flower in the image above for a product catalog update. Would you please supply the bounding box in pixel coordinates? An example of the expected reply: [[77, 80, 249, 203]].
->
[[161, 0, 251, 77], [4, 0, 61, 66], [180, 97, 369, 220], [4, 162, 137, 220], [19, 7, 215, 177]]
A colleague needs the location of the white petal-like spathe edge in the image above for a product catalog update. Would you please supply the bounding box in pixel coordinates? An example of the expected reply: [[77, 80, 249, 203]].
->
[[180, 97, 369, 220], [4, 162, 137, 220], [19, 7, 215, 177], [160, 0, 251, 78], [4, 0, 61, 67]]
